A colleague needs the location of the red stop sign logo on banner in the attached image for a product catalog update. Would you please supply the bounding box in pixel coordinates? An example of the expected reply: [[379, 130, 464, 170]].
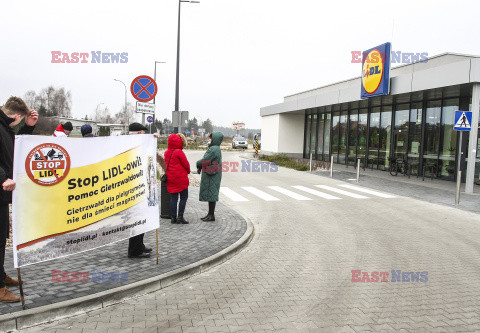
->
[[25, 143, 71, 186], [130, 75, 157, 102]]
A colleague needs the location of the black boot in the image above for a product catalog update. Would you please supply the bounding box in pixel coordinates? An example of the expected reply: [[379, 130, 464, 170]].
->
[[177, 216, 189, 224], [171, 217, 178, 224], [200, 214, 210, 221], [203, 215, 215, 222]]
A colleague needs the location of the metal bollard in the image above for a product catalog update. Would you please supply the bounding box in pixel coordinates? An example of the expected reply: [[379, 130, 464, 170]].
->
[[310, 152, 313, 172], [356, 158, 360, 182], [455, 170, 461, 205], [330, 155, 334, 177]]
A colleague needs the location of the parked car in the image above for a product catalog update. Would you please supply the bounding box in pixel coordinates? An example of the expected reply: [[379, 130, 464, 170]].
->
[[232, 136, 248, 149]]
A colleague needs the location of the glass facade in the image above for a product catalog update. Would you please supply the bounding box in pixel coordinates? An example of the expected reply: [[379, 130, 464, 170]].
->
[[303, 84, 473, 181]]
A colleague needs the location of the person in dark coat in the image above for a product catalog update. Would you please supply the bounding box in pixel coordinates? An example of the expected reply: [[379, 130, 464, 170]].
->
[[0, 97, 38, 302], [127, 123, 153, 258], [196, 132, 223, 222], [164, 134, 191, 224], [53, 122, 73, 137]]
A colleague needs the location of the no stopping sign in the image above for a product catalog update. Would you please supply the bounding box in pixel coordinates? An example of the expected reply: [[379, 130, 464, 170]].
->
[[131, 75, 157, 102]]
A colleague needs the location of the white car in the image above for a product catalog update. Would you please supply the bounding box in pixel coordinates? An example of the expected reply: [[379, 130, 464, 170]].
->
[[232, 136, 248, 149]]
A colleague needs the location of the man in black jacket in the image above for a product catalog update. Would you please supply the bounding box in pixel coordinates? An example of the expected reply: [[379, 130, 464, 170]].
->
[[0, 97, 38, 302]]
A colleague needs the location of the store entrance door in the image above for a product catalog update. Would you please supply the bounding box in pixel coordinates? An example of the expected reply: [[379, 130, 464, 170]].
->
[[393, 129, 408, 161]]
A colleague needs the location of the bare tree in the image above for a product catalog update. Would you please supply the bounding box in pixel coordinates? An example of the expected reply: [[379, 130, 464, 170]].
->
[[24, 90, 36, 110], [51, 88, 72, 117], [114, 102, 136, 124], [29, 86, 72, 117], [40, 86, 55, 111], [95, 106, 112, 123]]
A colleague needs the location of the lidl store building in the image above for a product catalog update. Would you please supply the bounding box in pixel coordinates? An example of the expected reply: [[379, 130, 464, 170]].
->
[[260, 50, 480, 193]]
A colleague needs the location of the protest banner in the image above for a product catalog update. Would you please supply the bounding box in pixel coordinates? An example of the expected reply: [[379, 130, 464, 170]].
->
[[12, 134, 160, 268]]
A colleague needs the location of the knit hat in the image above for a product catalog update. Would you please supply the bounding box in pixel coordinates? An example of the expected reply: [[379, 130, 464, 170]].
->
[[128, 122, 148, 132], [63, 122, 73, 131], [81, 124, 93, 137]]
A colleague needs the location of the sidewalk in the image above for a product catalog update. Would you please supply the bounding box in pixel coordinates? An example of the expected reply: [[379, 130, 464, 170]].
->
[[0, 186, 248, 319], [314, 164, 480, 214]]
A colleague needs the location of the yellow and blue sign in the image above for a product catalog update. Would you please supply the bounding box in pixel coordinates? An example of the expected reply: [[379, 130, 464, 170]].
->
[[361, 42, 391, 99]]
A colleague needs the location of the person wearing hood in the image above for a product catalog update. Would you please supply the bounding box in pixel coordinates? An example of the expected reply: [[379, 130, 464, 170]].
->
[[53, 122, 73, 137], [164, 134, 191, 224], [81, 124, 94, 137], [196, 132, 223, 222]]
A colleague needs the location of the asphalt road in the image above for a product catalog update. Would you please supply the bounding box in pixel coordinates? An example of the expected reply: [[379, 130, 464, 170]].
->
[[23, 150, 480, 332]]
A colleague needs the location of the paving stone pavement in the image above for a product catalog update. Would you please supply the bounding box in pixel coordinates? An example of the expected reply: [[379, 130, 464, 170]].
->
[[0, 186, 246, 315], [17, 157, 480, 333]]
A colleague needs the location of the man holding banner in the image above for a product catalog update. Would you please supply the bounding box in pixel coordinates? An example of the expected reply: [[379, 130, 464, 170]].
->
[[12, 120, 160, 279], [0, 97, 38, 302], [127, 122, 153, 258]]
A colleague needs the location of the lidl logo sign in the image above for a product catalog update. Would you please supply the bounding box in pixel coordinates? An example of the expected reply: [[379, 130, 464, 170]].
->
[[361, 42, 391, 99]]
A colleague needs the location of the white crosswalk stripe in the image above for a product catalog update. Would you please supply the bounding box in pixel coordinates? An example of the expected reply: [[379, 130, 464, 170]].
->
[[291, 185, 341, 200], [241, 186, 280, 201], [220, 187, 249, 201], [219, 185, 393, 202], [314, 185, 369, 199], [267, 186, 312, 200], [339, 184, 396, 198]]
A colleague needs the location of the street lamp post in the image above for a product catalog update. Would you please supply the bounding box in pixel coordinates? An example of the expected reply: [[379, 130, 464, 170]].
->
[[114, 79, 128, 134], [174, 0, 199, 134], [153, 61, 166, 133]]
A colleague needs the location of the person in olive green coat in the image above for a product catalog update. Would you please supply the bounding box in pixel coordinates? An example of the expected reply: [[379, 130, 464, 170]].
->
[[196, 132, 223, 221]]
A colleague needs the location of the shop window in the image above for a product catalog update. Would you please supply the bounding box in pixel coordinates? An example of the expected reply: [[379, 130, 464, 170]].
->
[[324, 113, 331, 158], [439, 98, 459, 180], [348, 110, 358, 166], [394, 103, 410, 159], [310, 114, 318, 159], [304, 114, 311, 157], [339, 111, 348, 164], [379, 106, 392, 170], [408, 102, 423, 175], [424, 100, 441, 176], [331, 112, 340, 163], [357, 108, 368, 166], [316, 114, 325, 160], [368, 107, 380, 169]]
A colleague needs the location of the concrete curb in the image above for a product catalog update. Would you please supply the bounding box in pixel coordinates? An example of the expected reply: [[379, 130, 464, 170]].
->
[[0, 219, 254, 331]]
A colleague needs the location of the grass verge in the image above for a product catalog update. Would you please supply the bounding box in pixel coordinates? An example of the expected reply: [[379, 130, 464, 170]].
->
[[259, 154, 309, 171]]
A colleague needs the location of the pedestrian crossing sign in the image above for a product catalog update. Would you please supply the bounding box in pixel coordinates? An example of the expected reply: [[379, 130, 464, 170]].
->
[[454, 110, 472, 131]]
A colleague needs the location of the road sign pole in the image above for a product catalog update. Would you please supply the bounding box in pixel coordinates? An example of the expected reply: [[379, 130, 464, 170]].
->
[[456, 171, 462, 205], [457, 131, 463, 176], [455, 131, 463, 205], [357, 158, 360, 182]]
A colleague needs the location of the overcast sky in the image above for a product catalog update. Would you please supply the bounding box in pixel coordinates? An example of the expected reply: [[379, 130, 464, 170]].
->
[[1, 0, 479, 129]]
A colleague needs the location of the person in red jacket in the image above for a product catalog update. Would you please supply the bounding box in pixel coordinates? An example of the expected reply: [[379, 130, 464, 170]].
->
[[164, 134, 190, 224]]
